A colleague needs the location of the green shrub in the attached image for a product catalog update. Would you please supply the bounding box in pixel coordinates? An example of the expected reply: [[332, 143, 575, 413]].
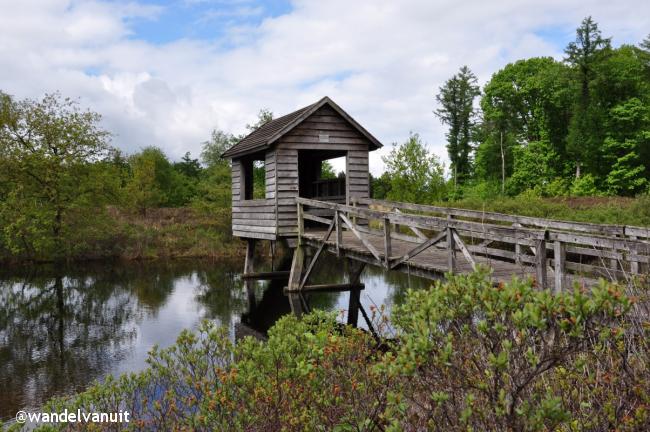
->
[[571, 174, 602, 197], [9, 271, 648, 431], [383, 269, 646, 431]]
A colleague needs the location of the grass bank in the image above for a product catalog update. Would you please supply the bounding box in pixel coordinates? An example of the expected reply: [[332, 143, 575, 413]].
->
[[107, 207, 242, 260], [0, 207, 244, 264], [440, 195, 650, 226]]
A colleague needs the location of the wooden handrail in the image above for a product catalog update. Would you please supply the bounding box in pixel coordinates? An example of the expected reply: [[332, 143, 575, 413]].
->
[[297, 197, 649, 290], [353, 197, 649, 239], [296, 197, 547, 244]]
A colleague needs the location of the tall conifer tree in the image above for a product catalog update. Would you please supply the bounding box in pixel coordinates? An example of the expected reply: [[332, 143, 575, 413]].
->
[[435, 66, 480, 186]]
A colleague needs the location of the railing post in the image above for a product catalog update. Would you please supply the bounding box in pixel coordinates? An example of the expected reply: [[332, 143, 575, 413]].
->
[[393, 207, 399, 234], [335, 210, 342, 257], [630, 235, 639, 274], [383, 217, 391, 268], [554, 240, 565, 293], [447, 215, 456, 273], [513, 222, 522, 265], [609, 234, 618, 272], [536, 236, 548, 289], [297, 201, 304, 243]]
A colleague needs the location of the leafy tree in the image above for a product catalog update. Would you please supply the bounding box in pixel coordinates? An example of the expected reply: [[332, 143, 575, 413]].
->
[[506, 140, 562, 196], [125, 148, 169, 214], [642, 34, 650, 52], [195, 130, 236, 211], [174, 152, 202, 178], [371, 172, 392, 199], [564, 17, 612, 178], [602, 97, 649, 195], [245, 108, 273, 132], [435, 66, 480, 186], [570, 173, 601, 196], [478, 58, 572, 193], [320, 160, 337, 179], [200, 129, 237, 168], [0, 92, 117, 260], [382, 133, 446, 203]]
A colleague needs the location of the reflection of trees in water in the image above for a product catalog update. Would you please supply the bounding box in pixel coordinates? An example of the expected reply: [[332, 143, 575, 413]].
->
[[0, 259, 245, 420], [0, 269, 138, 418], [363, 264, 432, 308], [193, 262, 247, 325]]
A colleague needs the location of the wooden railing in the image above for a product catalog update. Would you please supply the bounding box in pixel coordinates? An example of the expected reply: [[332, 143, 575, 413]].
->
[[296, 197, 650, 291]]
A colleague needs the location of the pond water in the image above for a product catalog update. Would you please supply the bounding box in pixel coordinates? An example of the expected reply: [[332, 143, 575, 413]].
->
[[0, 254, 430, 421]]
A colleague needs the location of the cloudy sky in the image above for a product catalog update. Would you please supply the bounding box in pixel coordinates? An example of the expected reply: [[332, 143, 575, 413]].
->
[[1, 0, 648, 174]]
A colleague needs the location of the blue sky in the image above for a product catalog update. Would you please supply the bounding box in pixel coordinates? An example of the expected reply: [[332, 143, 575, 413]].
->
[[129, 0, 292, 45], [1, 0, 648, 174]]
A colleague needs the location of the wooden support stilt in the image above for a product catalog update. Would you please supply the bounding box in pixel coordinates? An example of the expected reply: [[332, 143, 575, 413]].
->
[[244, 239, 256, 274], [287, 246, 305, 316], [349, 260, 366, 284], [244, 239, 257, 310], [347, 288, 361, 327]]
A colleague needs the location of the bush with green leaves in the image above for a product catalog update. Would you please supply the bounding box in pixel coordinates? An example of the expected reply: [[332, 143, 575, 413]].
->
[[7, 270, 648, 431], [383, 270, 647, 431]]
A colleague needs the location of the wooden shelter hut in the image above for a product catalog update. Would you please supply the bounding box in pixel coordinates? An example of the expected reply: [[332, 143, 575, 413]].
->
[[222, 96, 382, 241]]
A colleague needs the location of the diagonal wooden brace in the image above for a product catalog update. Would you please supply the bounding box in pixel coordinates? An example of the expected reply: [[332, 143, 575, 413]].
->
[[299, 219, 336, 290], [390, 230, 447, 269], [339, 212, 382, 263]]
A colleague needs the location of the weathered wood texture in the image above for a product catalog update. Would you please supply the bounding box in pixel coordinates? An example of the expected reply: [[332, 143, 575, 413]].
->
[[297, 197, 649, 291], [231, 150, 278, 240], [272, 105, 372, 237]]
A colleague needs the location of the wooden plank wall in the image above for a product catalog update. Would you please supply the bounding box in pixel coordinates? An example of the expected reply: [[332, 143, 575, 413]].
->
[[231, 150, 278, 240], [276, 148, 299, 236], [346, 149, 369, 205], [274, 105, 371, 237], [231, 159, 241, 202]]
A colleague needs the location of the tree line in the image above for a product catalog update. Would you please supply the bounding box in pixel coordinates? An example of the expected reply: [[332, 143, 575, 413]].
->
[[374, 17, 650, 202], [0, 92, 250, 261]]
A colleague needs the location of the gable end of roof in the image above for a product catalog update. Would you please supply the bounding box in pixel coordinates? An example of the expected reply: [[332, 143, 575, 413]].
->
[[221, 96, 382, 159]]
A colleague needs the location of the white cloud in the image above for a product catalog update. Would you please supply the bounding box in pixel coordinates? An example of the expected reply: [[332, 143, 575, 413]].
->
[[0, 0, 648, 175]]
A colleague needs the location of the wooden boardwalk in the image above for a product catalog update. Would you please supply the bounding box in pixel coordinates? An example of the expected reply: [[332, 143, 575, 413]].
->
[[302, 229, 598, 290], [291, 197, 650, 293]]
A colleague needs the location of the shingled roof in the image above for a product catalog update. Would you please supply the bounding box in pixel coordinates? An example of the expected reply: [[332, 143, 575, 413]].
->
[[221, 96, 382, 159]]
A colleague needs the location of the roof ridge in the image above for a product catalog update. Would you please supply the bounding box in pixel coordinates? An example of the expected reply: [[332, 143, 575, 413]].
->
[[221, 96, 381, 158]]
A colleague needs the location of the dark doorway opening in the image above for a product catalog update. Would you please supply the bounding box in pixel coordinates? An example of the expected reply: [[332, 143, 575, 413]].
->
[[298, 150, 346, 204]]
